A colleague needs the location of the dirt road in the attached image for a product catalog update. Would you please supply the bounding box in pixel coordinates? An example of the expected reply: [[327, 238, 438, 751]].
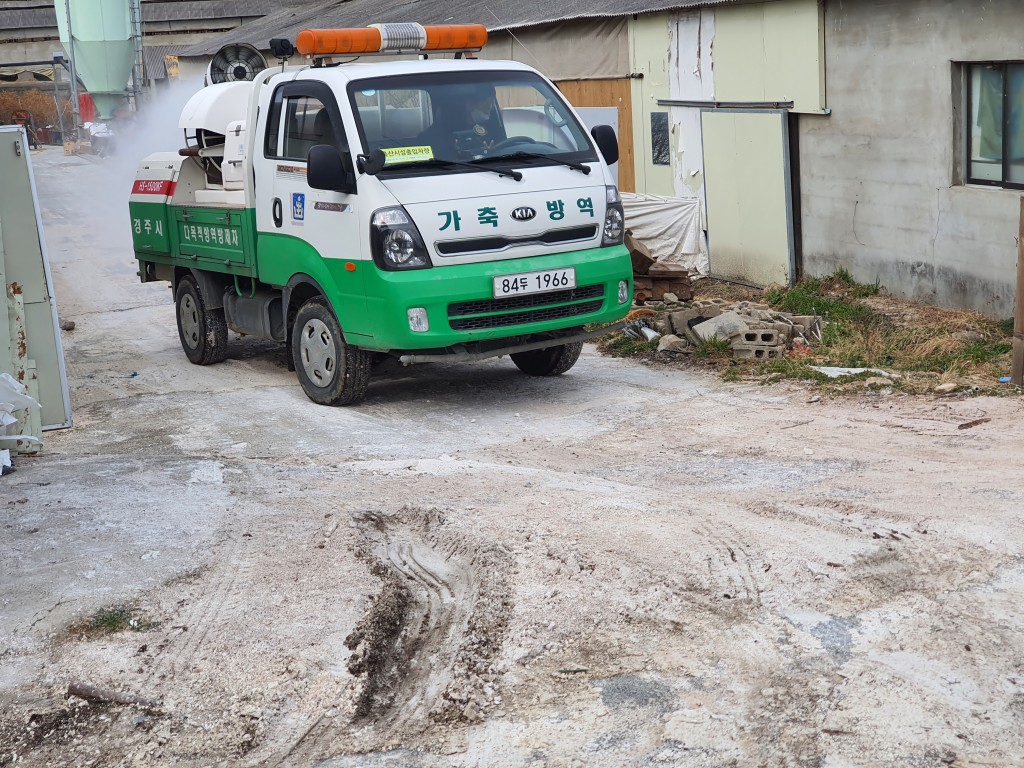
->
[[3, 148, 1024, 767]]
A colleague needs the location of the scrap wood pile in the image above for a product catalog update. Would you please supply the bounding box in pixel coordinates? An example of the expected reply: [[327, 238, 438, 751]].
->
[[626, 231, 693, 303], [623, 233, 821, 361]]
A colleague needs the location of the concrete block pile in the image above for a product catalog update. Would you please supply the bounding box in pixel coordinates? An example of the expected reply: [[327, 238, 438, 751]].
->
[[627, 296, 823, 361]]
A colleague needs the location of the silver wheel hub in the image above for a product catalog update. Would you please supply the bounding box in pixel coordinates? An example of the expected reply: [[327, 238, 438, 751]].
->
[[299, 318, 338, 387], [179, 293, 200, 349]]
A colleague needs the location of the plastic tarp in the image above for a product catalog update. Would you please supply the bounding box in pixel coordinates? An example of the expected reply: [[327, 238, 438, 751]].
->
[[621, 192, 709, 275], [0, 66, 56, 81], [0, 372, 42, 449], [481, 18, 629, 81]]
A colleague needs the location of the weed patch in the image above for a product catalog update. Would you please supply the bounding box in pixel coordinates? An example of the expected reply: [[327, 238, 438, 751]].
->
[[596, 334, 659, 359], [692, 337, 732, 360], [64, 604, 158, 640]]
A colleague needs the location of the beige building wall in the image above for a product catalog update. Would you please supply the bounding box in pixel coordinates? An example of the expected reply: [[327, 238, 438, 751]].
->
[[713, 0, 825, 113], [628, 13, 674, 196]]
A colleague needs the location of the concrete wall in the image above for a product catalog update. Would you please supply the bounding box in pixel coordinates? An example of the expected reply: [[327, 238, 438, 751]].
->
[[801, 0, 1024, 317], [0, 37, 63, 65]]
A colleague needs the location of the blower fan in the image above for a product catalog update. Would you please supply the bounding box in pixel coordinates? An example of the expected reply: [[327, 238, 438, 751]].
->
[[206, 43, 268, 85]]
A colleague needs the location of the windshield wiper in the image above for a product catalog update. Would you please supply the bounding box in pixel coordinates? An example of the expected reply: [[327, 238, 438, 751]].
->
[[474, 151, 591, 175], [384, 157, 522, 181]]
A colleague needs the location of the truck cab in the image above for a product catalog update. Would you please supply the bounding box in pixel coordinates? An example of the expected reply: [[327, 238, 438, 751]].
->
[[130, 23, 632, 405]]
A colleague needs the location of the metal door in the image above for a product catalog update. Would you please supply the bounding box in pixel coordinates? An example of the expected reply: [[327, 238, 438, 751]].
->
[[254, 81, 362, 264], [700, 109, 795, 287], [0, 126, 72, 431]]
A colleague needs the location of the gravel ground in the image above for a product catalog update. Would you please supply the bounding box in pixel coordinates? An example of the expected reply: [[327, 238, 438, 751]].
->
[[2, 147, 1024, 768]]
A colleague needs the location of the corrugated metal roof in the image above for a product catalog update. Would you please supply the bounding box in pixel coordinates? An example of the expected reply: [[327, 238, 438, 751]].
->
[[0, 0, 301, 31], [0, 3, 53, 30], [142, 43, 187, 79], [182, 0, 741, 56], [142, 0, 285, 23]]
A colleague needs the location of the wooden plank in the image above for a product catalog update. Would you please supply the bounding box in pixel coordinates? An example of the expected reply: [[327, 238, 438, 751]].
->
[[555, 79, 636, 193]]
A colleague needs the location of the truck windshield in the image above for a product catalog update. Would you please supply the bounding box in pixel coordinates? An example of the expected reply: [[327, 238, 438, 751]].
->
[[347, 70, 599, 174]]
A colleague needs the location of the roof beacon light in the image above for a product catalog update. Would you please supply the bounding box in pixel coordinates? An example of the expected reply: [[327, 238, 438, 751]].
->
[[295, 23, 487, 57]]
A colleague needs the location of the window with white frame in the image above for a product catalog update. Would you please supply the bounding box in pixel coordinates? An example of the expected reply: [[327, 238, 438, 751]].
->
[[966, 62, 1024, 188]]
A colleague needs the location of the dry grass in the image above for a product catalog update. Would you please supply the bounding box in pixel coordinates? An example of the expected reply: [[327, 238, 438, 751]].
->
[[624, 271, 1018, 394], [690, 277, 764, 303], [0, 88, 75, 128]]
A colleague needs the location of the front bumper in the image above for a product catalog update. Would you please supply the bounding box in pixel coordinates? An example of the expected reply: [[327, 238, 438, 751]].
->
[[350, 244, 631, 351]]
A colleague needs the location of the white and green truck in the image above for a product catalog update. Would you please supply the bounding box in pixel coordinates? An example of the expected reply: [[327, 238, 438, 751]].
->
[[129, 23, 632, 405]]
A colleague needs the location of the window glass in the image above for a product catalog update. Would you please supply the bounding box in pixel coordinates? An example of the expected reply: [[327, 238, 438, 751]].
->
[[282, 96, 333, 161], [265, 90, 283, 157], [1008, 64, 1024, 184], [970, 65, 1003, 183], [651, 112, 670, 165], [348, 70, 596, 173]]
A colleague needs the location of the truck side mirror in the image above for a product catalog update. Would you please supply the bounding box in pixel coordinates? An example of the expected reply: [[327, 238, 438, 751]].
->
[[591, 125, 619, 166], [307, 144, 355, 193], [357, 148, 387, 176]]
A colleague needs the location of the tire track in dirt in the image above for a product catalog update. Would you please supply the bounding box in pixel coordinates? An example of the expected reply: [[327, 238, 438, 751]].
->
[[265, 508, 513, 766], [744, 498, 926, 549], [691, 521, 765, 606], [144, 534, 248, 689], [48, 534, 248, 755]]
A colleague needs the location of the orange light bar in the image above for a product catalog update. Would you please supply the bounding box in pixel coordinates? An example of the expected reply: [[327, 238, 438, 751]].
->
[[296, 28, 382, 56], [422, 24, 488, 51], [294, 23, 488, 57]]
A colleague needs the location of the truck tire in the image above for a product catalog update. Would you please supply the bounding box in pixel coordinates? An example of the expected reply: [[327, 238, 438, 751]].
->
[[511, 341, 583, 376], [175, 275, 228, 365], [292, 297, 371, 406]]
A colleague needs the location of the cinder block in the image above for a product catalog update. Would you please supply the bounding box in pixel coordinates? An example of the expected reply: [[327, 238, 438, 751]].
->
[[732, 344, 783, 361], [694, 311, 749, 342], [668, 308, 703, 335], [739, 330, 782, 346], [790, 316, 818, 331]]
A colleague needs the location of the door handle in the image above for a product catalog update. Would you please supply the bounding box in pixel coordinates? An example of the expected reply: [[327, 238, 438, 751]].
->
[[272, 197, 283, 228]]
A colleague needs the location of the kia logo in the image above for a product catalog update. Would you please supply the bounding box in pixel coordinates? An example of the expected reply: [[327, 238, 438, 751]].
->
[[511, 207, 536, 222]]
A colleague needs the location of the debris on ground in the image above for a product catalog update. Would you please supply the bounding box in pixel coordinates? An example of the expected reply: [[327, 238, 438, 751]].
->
[[811, 366, 896, 379], [621, 293, 823, 362]]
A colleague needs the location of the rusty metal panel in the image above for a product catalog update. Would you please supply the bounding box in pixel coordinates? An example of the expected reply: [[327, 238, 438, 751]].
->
[[0, 125, 72, 432], [4, 284, 42, 454]]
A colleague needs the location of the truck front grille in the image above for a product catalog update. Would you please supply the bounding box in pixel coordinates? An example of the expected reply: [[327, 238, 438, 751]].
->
[[448, 284, 605, 331], [436, 225, 598, 256]]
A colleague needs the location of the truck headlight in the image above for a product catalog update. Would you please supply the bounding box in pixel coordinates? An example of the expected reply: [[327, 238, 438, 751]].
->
[[602, 186, 624, 246], [370, 207, 432, 270]]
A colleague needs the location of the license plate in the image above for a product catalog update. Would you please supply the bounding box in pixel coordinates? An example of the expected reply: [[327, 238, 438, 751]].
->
[[493, 268, 576, 298]]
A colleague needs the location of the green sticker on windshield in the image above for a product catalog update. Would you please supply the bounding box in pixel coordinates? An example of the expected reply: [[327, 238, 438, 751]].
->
[[382, 146, 435, 164]]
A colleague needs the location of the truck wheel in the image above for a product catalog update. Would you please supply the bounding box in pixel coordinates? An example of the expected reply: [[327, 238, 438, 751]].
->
[[292, 297, 371, 406], [175, 275, 227, 365], [511, 342, 583, 376]]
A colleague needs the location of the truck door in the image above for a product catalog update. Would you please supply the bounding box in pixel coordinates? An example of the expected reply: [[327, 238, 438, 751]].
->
[[254, 81, 365, 303]]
